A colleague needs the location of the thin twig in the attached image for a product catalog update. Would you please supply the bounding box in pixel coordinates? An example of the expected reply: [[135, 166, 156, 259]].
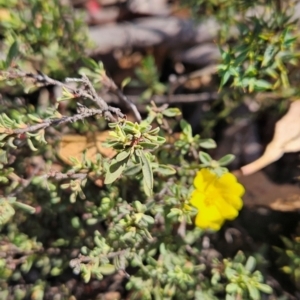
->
[[1, 69, 126, 122], [100, 72, 142, 122], [7, 104, 105, 135]]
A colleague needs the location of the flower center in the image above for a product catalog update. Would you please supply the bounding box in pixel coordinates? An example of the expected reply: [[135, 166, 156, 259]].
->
[[203, 184, 220, 206]]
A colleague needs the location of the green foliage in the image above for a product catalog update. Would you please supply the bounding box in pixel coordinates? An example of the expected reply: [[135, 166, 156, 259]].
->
[[104, 119, 168, 196], [0, 0, 90, 78], [218, 13, 299, 93], [0, 0, 286, 298], [133, 55, 167, 101], [274, 236, 300, 289], [212, 251, 272, 300]]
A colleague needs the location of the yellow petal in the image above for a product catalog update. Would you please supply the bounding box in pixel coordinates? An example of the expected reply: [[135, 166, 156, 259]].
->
[[197, 200, 224, 224], [215, 196, 239, 220], [222, 194, 243, 210], [193, 171, 204, 190], [190, 190, 205, 208], [216, 172, 245, 197], [195, 212, 224, 230]]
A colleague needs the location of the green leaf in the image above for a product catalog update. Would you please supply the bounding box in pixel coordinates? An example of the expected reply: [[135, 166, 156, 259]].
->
[[256, 283, 272, 294], [280, 236, 293, 249], [253, 79, 272, 91], [98, 264, 116, 275], [262, 45, 276, 67], [162, 108, 182, 117], [6, 41, 19, 67], [199, 151, 212, 164], [220, 69, 231, 87], [180, 119, 192, 137], [155, 136, 166, 144], [12, 201, 35, 214], [57, 86, 75, 102], [167, 208, 182, 218], [245, 256, 256, 272], [139, 142, 158, 150], [86, 218, 98, 226], [27, 114, 42, 123], [247, 284, 260, 300], [142, 214, 155, 224], [104, 156, 129, 184], [138, 150, 153, 197], [121, 77, 131, 90], [218, 154, 235, 166], [115, 149, 131, 162], [154, 164, 176, 176], [226, 283, 238, 293], [123, 164, 142, 176], [199, 139, 217, 149], [81, 57, 99, 70], [26, 138, 38, 151]]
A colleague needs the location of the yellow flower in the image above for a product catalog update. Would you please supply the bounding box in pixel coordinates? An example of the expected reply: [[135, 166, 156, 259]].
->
[[190, 169, 245, 231]]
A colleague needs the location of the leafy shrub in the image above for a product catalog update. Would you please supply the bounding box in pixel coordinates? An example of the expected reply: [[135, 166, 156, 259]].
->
[[3, 0, 300, 299]]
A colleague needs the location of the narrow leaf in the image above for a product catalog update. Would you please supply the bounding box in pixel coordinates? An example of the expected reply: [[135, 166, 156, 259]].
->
[[115, 149, 131, 162], [162, 108, 182, 117], [154, 164, 176, 176], [104, 156, 129, 184], [121, 77, 131, 90], [199, 151, 212, 164], [218, 154, 235, 166], [12, 201, 36, 214], [138, 150, 153, 196], [199, 139, 217, 149]]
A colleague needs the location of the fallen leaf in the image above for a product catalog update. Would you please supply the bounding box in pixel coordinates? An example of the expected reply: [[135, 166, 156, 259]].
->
[[58, 131, 116, 165], [238, 171, 300, 211], [58, 131, 116, 187], [241, 100, 300, 175]]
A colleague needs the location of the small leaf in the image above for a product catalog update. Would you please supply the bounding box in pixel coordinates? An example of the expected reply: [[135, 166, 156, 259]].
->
[[162, 108, 182, 117], [154, 164, 176, 176], [142, 214, 155, 224], [199, 139, 217, 149], [138, 150, 153, 197], [12, 201, 35, 214], [86, 218, 98, 225], [218, 154, 235, 166], [81, 57, 99, 70], [123, 164, 142, 176], [27, 138, 38, 151], [155, 136, 166, 144], [115, 149, 131, 162], [180, 119, 192, 137], [262, 45, 276, 67], [226, 283, 238, 293], [139, 142, 158, 150], [253, 79, 272, 91], [257, 283, 272, 294], [98, 264, 116, 275], [247, 284, 260, 300], [104, 156, 129, 185], [121, 77, 131, 90], [6, 41, 19, 67], [199, 151, 212, 164], [167, 208, 182, 218], [245, 256, 256, 272], [28, 114, 43, 123]]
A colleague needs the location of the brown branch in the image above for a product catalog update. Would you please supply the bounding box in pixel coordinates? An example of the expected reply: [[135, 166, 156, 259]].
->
[[1, 69, 126, 122], [9, 104, 105, 135], [100, 73, 142, 122]]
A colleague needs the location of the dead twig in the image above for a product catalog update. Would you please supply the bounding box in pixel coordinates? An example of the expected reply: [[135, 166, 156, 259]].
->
[[1, 69, 126, 122]]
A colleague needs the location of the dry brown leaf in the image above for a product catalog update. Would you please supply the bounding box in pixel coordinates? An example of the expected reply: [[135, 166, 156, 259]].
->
[[241, 100, 300, 175], [58, 131, 116, 165], [238, 171, 300, 211]]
